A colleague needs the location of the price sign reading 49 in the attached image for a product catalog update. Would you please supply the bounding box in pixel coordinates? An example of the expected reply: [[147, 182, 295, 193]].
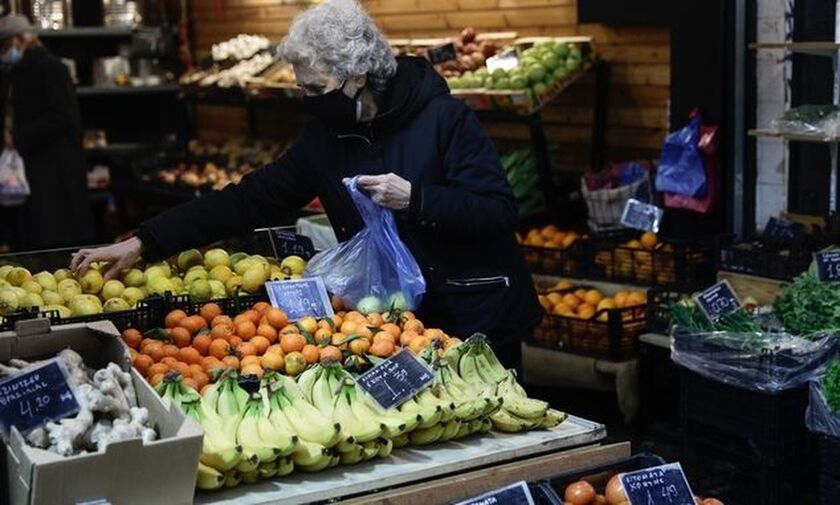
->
[[815, 251, 840, 282], [693, 280, 741, 322], [621, 463, 696, 505]]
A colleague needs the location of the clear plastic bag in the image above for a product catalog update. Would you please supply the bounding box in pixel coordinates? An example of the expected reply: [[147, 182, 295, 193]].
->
[[304, 176, 426, 312], [670, 327, 838, 392], [0, 149, 29, 206], [770, 104, 840, 139], [806, 381, 840, 437]]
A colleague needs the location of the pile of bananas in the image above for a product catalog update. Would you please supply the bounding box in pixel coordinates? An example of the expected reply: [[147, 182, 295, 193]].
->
[[451, 335, 567, 432], [158, 336, 567, 491]]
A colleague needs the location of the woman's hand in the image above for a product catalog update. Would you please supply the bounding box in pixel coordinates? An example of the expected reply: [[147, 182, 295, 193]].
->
[[70, 237, 144, 280], [350, 174, 411, 210]]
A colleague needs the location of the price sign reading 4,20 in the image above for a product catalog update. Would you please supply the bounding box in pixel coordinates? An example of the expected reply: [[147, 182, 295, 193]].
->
[[621, 463, 696, 505], [815, 251, 840, 283], [693, 280, 742, 322], [0, 359, 80, 437]]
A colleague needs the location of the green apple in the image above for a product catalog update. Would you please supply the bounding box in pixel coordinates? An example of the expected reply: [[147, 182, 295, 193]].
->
[[121, 268, 145, 288], [101, 279, 125, 301], [6, 267, 31, 287], [204, 249, 230, 270], [104, 298, 131, 312], [177, 249, 203, 272], [80, 269, 104, 294], [208, 280, 226, 300], [53, 268, 74, 283], [42, 290, 63, 306], [33, 271, 57, 292], [122, 287, 145, 307]]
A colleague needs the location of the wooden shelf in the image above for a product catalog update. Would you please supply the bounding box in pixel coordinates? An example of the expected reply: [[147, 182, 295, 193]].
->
[[748, 128, 840, 143], [37, 27, 134, 38], [76, 84, 180, 97], [749, 41, 840, 56]]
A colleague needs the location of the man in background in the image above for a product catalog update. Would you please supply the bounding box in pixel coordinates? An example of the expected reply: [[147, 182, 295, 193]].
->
[[0, 15, 93, 250]]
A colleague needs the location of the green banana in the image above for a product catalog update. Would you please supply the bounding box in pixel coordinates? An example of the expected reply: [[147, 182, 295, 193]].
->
[[241, 470, 259, 485], [458, 348, 485, 386], [479, 417, 493, 433], [489, 408, 539, 433], [500, 395, 548, 420], [255, 398, 299, 457], [361, 440, 380, 460], [257, 460, 279, 480], [347, 385, 408, 438], [454, 420, 472, 439], [539, 409, 568, 428], [237, 395, 282, 465], [391, 433, 410, 448], [296, 365, 322, 402], [409, 423, 445, 445], [377, 437, 393, 458], [339, 444, 364, 465], [292, 439, 330, 467], [196, 462, 225, 490], [474, 349, 506, 384], [298, 453, 334, 472], [276, 456, 295, 477], [272, 387, 342, 448], [333, 384, 384, 443], [223, 470, 241, 488], [467, 418, 485, 435], [439, 419, 462, 441]]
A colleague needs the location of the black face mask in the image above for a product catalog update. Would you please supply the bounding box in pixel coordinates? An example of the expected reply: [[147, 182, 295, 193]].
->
[[302, 80, 363, 133]]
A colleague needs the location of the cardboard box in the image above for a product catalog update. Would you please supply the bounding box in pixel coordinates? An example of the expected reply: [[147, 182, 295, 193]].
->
[[1, 319, 203, 505]]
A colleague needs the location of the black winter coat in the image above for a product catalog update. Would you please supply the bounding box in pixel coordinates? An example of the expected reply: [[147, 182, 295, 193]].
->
[[8, 46, 94, 250], [136, 57, 542, 343]]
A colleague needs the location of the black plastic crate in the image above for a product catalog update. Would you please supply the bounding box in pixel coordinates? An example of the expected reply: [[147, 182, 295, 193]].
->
[[528, 482, 563, 505], [819, 435, 840, 505], [718, 240, 813, 281], [531, 285, 647, 361], [542, 453, 667, 499], [679, 367, 811, 446], [588, 230, 716, 288], [646, 288, 688, 334], [520, 241, 588, 277], [0, 297, 162, 333]]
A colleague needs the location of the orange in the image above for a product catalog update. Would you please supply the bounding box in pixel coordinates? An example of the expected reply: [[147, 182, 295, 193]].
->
[[552, 302, 573, 316], [240, 363, 264, 378], [345, 311, 366, 323], [147, 344, 166, 363], [424, 328, 446, 342], [149, 373, 165, 388], [162, 344, 180, 359], [209, 339, 232, 360], [626, 240, 642, 249], [132, 354, 153, 376], [340, 321, 358, 335], [400, 330, 419, 347], [201, 356, 222, 373], [165, 310, 188, 329], [297, 316, 318, 335], [192, 334, 212, 356], [301, 344, 320, 364], [597, 298, 617, 311], [349, 338, 370, 356], [160, 356, 177, 368], [314, 328, 332, 346], [408, 336, 431, 354], [370, 339, 396, 357], [169, 327, 192, 348], [252, 301, 270, 314], [181, 315, 207, 336], [403, 319, 424, 334], [199, 303, 222, 324], [280, 333, 306, 354], [235, 321, 257, 341], [284, 351, 307, 376], [244, 310, 262, 325], [265, 344, 283, 356], [381, 323, 401, 339], [238, 342, 258, 357], [561, 233, 578, 249], [250, 335, 270, 355], [547, 292, 564, 306], [192, 372, 210, 391], [210, 324, 232, 340], [583, 289, 604, 306], [538, 295, 552, 312], [221, 355, 240, 370], [444, 337, 462, 350], [367, 313, 384, 327], [233, 312, 253, 327], [331, 332, 349, 350], [373, 331, 396, 346], [640, 232, 658, 250], [553, 280, 573, 290], [355, 325, 373, 340], [260, 352, 285, 371], [562, 294, 581, 310], [228, 335, 243, 348], [265, 308, 289, 329], [319, 345, 343, 363], [257, 324, 278, 343], [148, 362, 169, 377], [211, 315, 233, 328], [178, 347, 202, 365], [240, 355, 261, 368], [122, 329, 142, 350], [614, 291, 629, 307], [577, 304, 596, 320], [188, 364, 205, 377], [627, 291, 647, 306], [170, 361, 191, 377], [574, 288, 588, 300]]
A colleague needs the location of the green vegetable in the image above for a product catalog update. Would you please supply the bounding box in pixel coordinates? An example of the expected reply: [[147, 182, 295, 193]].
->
[[773, 272, 840, 337], [822, 359, 840, 414]]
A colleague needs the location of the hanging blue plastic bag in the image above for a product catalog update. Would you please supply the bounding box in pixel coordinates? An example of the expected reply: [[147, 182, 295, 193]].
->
[[304, 176, 426, 313], [655, 115, 708, 198]]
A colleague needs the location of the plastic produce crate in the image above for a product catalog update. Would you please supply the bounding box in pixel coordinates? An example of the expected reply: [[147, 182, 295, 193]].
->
[[0, 297, 163, 333], [646, 288, 688, 334], [718, 239, 813, 281], [588, 231, 716, 288], [520, 240, 588, 277], [531, 286, 647, 361], [678, 367, 815, 505], [541, 453, 667, 499], [819, 435, 840, 505]]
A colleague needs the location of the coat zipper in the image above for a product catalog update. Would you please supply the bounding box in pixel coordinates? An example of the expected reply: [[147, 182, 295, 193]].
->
[[337, 133, 372, 146], [445, 276, 510, 288]]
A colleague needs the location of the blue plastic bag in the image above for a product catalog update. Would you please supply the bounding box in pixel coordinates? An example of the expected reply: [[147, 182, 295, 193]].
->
[[655, 116, 707, 198], [304, 177, 426, 313]]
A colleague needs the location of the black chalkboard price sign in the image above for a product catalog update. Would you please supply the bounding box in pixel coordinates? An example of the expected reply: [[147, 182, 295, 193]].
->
[[454, 481, 535, 505], [0, 359, 80, 437], [356, 350, 434, 410], [693, 280, 741, 321], [762, 217, 803, 245], [621, 198, 664, 233], [427, 42, 458, 65], [621, 463, 696, 505], [266, 278, 334, 322], [269, 229, 316, 261], [814, 251, 840, 282]]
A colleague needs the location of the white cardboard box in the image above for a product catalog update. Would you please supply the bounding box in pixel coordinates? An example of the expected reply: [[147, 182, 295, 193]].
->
[[1, 319, 203, 505]]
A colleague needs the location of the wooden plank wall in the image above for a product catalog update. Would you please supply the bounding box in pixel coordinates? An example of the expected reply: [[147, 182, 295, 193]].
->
[[189, 0, 670, 171]]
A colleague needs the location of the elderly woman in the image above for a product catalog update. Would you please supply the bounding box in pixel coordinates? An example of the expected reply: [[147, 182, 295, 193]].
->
[[71, 0, 540, 365]]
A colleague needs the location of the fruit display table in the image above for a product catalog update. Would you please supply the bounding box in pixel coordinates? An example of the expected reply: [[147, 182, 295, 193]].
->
[[196, 415, 605, 505]]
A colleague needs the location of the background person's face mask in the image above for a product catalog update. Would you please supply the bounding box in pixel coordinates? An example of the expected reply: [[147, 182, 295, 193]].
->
[[1, 46, 22, 66], [302, 80, 363, 132]]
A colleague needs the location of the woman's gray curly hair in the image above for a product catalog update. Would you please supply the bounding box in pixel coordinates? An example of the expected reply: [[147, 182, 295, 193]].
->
[[279, 0, 397, 95]]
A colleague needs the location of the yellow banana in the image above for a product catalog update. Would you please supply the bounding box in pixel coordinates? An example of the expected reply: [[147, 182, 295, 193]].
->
[[196, 462, 225, 490], [409, 423, 445, 445]]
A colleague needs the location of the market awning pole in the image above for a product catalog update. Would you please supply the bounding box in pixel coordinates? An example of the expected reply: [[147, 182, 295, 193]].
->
[[733, 0, 746, 237]]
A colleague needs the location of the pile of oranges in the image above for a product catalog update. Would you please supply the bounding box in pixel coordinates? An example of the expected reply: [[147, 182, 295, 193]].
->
[[538, 280, 647, 322], [593, 232, 681, 284], [518, 225, 582, 250], [124, 301, 460, 392]]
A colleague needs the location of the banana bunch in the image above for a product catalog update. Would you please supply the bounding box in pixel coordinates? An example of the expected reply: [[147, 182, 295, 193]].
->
[[455, 334, 568, 433], [235, 391, 299, 483], [431, 357, 501, 441]]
